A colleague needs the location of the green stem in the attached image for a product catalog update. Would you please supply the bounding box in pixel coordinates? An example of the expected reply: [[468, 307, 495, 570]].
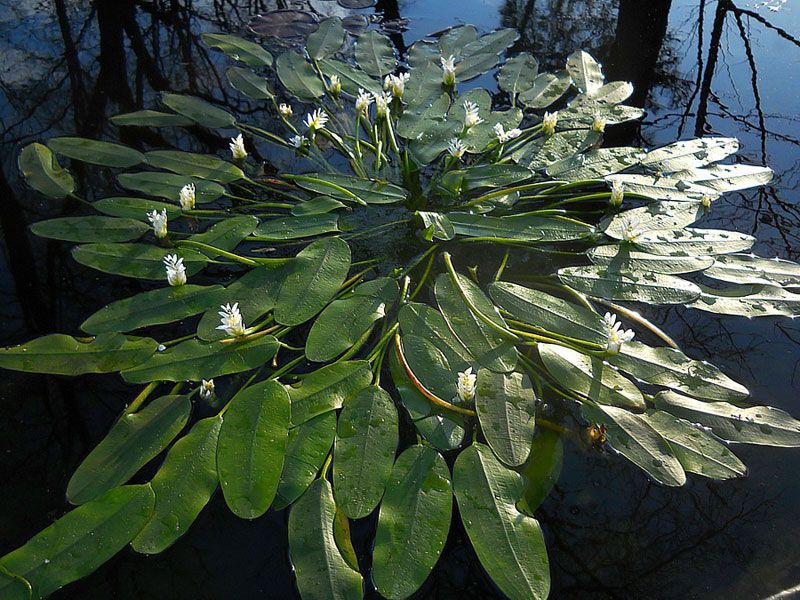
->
[[125, 382, 159, 414]]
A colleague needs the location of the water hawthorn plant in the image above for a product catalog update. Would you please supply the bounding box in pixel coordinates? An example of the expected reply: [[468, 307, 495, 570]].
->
[[2, 19, 800, 600]]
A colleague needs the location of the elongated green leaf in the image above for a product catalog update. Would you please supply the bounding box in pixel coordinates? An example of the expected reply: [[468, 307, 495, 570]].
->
[[538, 343, 644, 410], [307, 17, 346, 60], [602, 202, 703, 239], [516, 429, 563, 515], [449, 212, 592, 242], [435, 272, 517, 373], [0, 333, 156, 375], [289, 173, 406, 205], [161, 93, 235, 128], [417, 211, 455, 241], [254, 213, 339, 240], [476, 369, 537, 466], [144, 150, 244, 184], [288, 361, 373, 426], [0, 485, 155, 599], [605, 174, 717, 201], [274, 236, 351, 326], [111, 110, 194, 128], [334, 386, 398, 519], [566, 50, 604, 95], [400, 334, 469, 403], [187, 215, 259, 257], [30, 216, 149, 243], [514, 129, 600, 171], [275, 412, 336, 510], [641, 410, 746, 480], [461, 28, 519, 60], [547, 147, 645, 180], [633, 228, 755, 256], [288, 479, 363, 600], [498, 52, 538, 98], [18, 143, 75, 199], [355, 30, 396, 77], [558, 266, 702, 304], [218, 381, 290, 518], [688, 283, 800, 317], [226, 66, 274, 100], [196, 265, 287, 341], [202, 32, 272, 66], [607, 341, 749, 402], [454, 444, 550, 600], [399, 303, 472, 366], [438, 25, 478, 58], [588, 245, 715, 274], [93, 197, 182, 221], [132, 416, 222, 553], [48, 137, 144, 168], [276, 51, 325, 99], [672, 164, 773, 192], [118, 172, 224, 203], [396, 93, 451, 140], [318, 58, 383, 96], [584, 403, 686, 486], [519, 71, 571, 109], [372, 446, 452, 600], [291, 196, 346, 216], [704, 254, 800, 286], [654, 391, 800, 447], [306, 278, 397, 362], [488, 281, 607, 345], [121, 335, 279, 383], [641, 137, 739, 173], [67, 394, 192, 504], [73, 244, 208, 280]]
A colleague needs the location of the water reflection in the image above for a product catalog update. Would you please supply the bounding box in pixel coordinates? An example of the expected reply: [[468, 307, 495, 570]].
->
[[1, 1, 800, 598]]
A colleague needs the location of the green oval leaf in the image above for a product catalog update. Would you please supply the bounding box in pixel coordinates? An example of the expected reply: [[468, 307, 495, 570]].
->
[[253, 213, 340, 241], [275, 412, 336, 510], [355, 30, 396, 77], [519, 71, 571, 109], [274, 236, 352, 326], [476, 369, 537, 466], [121, 335, 279, 384], [72, 243, 208, 280], [306, 278, 398, 362], [18, 143, 75, 199], [566, 50, 604, 95], [454, 443, 550, 600], [288, 479, 363, 600], [498, 52, 539, 98], [516, 429, 563, 515], [47, 137, 144, 168], [187, 215, 259, 258], [67, 394, 192, 504], [93, 197, 182, 221], [117, 172, 225, 203], [161, 93, 235, 128], [132, 416, 222, 554], [202, 32, 273, 66], [288, 361, 373, 427], [307, 17, 346, 60], [288, 173, 406, 205], [0, 485, 155, 598], [144, 150, 244, 184], [226, 66, 274, 100], [372, 446, 452, 600], [111, 110, 194, 128], [30, 216, 149, 243], [558, 265, 702, 304], [449, 212, 592, 242], [276, 50, 325, 100], [333, 386, 398, 519], [538, 343, 644, 410], [218, 381, 290, 519], [0, 333, 157, 375]]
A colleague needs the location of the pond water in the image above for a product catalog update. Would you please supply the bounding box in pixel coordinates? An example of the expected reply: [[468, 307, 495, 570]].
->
[[1, 0, 800, 598]]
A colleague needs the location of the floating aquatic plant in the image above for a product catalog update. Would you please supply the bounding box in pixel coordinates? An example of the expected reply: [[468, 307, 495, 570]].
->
[[2, 18, 798, 600]]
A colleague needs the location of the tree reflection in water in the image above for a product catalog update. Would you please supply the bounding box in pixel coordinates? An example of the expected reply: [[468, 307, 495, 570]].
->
[[1, 0, 800, 598]]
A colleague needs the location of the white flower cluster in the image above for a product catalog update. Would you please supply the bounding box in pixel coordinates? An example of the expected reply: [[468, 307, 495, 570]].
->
[[457, 367, 477, 402], [217, 302, 246, 337], [604, 312, 635, 354]]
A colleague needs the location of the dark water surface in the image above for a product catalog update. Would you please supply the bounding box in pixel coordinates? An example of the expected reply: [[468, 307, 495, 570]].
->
[[2, 1, 800, 598]]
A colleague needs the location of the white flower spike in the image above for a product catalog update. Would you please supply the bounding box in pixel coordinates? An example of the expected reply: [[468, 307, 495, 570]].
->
[[289, 135, 304, 149], [278, 103, 293, 118], [179, 183, 196, 211], [440, 55, 456, 86], [147, 208, 168, 239], [604, 312, 635, 355], [542, 111, 558, 136], [447, 138, 466, 159], [463, 101, 484, 129], [609, 180, 625, 207], [457, 367, 477, 402], [304, 108, 328, 131], [384, 72, 410, 98], [374, 91, 392, 119], [701, 194, 713, 210], [199, 379, 215, 402], [163, 254, 186, 286], [591, 113, 606, 133], [217, 302, 246, 337], [229, 134, 247, 161], [620, 216, 639, 242], [355, 88, 373, 117], [327, 74, 341, 97], [493, 123, 522, 143]]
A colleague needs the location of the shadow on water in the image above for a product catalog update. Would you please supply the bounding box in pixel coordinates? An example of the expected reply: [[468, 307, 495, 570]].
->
[[1, 0, 800, 597]]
